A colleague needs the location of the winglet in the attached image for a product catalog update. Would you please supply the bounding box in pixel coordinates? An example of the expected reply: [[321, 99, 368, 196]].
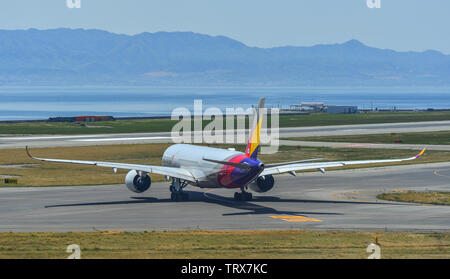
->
[[25, 146, 33, 159], [414, 148, 426, 158]]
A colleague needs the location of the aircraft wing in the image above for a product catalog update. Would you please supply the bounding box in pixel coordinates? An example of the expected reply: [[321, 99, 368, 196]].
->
[[260, 148, 426, 177], [26, 147, 197, 182]]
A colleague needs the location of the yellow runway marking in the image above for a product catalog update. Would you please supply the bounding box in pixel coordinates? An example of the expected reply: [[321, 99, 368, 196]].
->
[[270, 215, 322, 222]]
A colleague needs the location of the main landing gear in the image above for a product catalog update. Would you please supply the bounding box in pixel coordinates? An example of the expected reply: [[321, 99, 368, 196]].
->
[[234, 187, 253, 201], [169, 178, 189, 202]]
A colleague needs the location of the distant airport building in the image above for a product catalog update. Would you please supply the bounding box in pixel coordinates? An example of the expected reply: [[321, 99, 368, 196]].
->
[[75, 116, 114, 122], [326, 105, 359, 114], [289, 102, 359, 114], [48, 116, 114, 122], [290, 102, 326, 112]]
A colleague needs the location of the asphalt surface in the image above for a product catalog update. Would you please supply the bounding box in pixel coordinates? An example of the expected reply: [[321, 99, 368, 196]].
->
[[1, 121, 450, 149], [0, 162, 449, 232]]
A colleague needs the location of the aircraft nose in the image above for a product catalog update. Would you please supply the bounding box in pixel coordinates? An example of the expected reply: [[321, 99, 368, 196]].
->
[[258, 163, 265, 168]]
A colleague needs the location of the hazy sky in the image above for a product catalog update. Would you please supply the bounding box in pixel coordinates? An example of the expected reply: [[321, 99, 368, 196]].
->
[[1, 0, 449, 54]]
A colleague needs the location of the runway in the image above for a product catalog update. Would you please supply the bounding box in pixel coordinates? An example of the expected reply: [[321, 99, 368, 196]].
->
[[1, 120, 450, 149], [0, 162, 449, 232], [279, 140, 450, 151]]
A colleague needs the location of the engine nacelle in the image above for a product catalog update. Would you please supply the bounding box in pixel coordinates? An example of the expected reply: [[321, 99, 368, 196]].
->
[[249, 175, 275, 193], [125, 170, 151, 193]]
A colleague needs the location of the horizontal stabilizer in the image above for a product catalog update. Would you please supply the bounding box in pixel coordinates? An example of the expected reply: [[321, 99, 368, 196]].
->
[[202, 157, 252, 169]]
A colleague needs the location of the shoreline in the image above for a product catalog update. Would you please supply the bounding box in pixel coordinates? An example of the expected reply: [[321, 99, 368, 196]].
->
[[2, 109, 450, 123]]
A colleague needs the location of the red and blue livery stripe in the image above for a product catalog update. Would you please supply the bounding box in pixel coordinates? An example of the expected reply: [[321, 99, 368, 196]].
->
[[217, 154, 264, 188]]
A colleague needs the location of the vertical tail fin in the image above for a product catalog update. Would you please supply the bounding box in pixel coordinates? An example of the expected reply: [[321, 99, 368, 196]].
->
[[245, 98, 265, 159]]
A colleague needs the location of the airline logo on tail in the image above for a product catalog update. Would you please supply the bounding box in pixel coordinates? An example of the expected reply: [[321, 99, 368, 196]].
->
[[245, 98, 265, 159]]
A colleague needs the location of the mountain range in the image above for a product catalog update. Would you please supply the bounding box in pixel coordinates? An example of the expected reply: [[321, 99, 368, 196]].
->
[[0, 28, 449, 86]]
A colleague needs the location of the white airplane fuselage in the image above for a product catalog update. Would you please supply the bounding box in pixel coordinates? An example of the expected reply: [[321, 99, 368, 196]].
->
[[162, 144, 264, 188]]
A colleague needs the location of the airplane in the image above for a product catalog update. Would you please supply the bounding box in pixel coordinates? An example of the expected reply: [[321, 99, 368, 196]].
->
[[26, 98, 426, 202]]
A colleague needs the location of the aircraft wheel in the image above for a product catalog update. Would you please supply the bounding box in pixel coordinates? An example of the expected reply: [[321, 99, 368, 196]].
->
[[234, 192, 241, 201], [171, 192, 188, 202], [245, 192, 253, 201], [181, 192, 189, 201], [234, 192, 252, 201], [171, 192, 181, 202]]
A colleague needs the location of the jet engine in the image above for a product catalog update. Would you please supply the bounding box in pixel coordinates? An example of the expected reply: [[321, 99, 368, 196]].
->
[[125, 170, 151, 193], [249, 175, 275, 193]]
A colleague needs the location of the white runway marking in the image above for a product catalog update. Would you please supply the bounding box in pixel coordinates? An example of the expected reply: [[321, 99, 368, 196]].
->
[[70, 136, 176, 142], [2, 135, 98, 140], [340, 129, 369, 132]]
